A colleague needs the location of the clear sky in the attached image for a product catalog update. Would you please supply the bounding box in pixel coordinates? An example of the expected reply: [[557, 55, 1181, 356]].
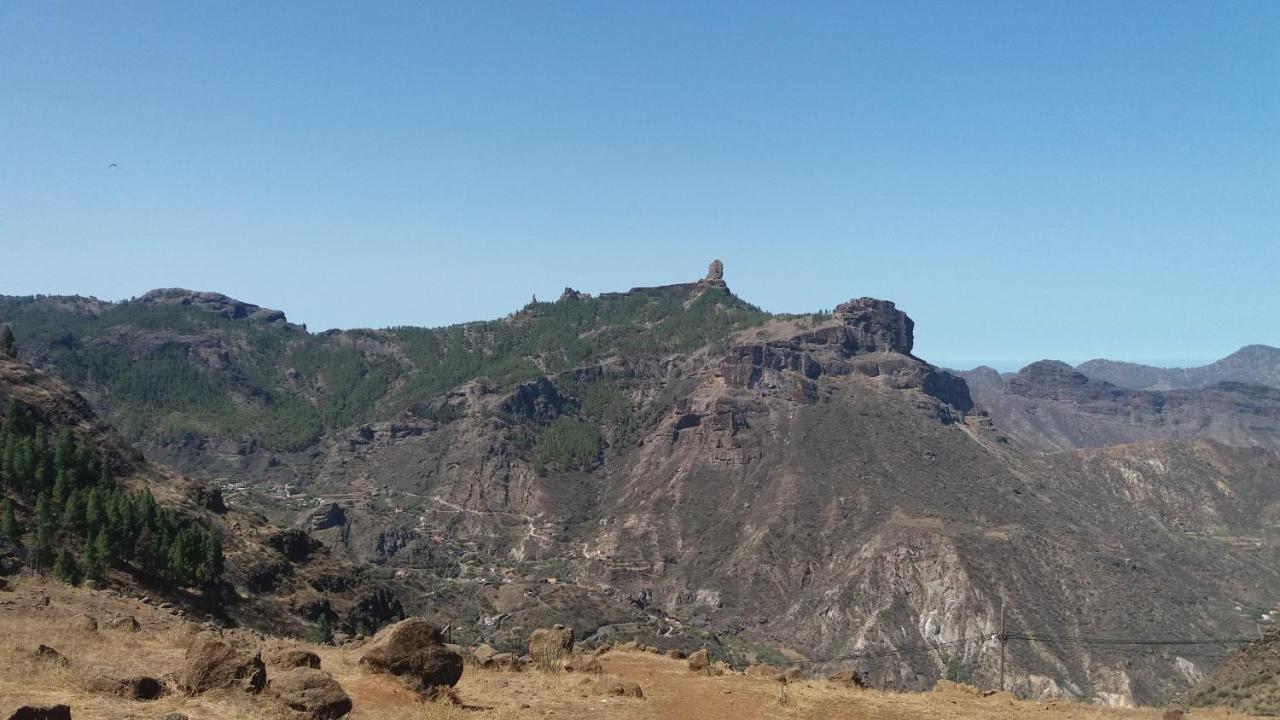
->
[[2, 2, 1276, 370]]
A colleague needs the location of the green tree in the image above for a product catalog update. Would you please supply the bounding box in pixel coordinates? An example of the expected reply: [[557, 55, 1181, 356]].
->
[[1, 499, 21, 541], [62, 489, 86, 532], [0, 323, 15, 358], [51, 470, 70, 510], [53, 548, 81, 585], [198, 533, 224, 584], [313, 614, 334, 645], [83, 538, 104, 581], [34, 493, 53, 537], [93, 526, 114, 570]]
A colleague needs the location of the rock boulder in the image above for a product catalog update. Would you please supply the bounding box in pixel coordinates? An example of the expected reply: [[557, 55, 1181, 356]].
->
[[358, 618, 462, 694], [269, 667, 352, 719]]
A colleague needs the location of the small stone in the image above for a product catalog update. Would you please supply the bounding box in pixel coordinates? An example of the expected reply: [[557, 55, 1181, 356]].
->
[[69, 613, 97, 632]]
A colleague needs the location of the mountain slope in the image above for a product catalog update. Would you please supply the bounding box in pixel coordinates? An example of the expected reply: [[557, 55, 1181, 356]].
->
[[959, 360, 1280, 453], [1077, 345, 1280, 391], [0, 353, 406, 638], [4, 266, 1280, 707]]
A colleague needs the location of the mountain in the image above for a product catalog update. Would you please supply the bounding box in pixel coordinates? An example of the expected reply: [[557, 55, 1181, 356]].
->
[[1077, 345, 1280, 391], [1185, 626, 1280, 715], [0, 352, 403, 638], [959, 360, 1280, 453], [3, 262, 1280, 707]]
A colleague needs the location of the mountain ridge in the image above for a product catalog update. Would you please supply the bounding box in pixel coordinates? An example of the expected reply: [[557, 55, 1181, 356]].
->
[[3, 264, 1280, 708]]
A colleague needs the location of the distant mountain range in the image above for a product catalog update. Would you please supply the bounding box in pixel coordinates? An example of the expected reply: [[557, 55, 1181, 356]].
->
[[2, 263, 1279, 707], [1077, 345, 1280, 391]]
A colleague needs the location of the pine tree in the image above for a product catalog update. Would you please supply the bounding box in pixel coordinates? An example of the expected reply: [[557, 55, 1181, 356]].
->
[[313, 614, 334, 645], [83, 538, 103, 581], [0, 323, 15, 358], [51, 470, 70, 510], [34, 493, 53, 537], [93, 526, 114, 570], [29, 526, 53, 570], [197, 532, 224, 584], [1, 499, 21, 541], [85, 488, 104, 531], [97, 462, 113, 491], [62, 489, 86, 532], [53, 548, 81, 586]]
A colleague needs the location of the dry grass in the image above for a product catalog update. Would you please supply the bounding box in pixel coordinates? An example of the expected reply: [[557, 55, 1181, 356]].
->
[[0, 577, 1264, 719]]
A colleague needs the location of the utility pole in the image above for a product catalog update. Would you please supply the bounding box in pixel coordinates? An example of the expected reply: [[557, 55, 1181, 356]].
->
[[998, 600, 1007, 693]]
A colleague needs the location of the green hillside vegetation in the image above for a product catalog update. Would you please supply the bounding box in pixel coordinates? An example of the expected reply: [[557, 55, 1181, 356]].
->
[[0, 285, 768, 453], [0, 398, 223, 587]]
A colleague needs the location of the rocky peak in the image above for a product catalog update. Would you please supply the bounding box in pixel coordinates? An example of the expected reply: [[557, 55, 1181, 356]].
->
[[136, 288, 295, 327], [704, 259, 725, 285], [832, 298, 914, 355]]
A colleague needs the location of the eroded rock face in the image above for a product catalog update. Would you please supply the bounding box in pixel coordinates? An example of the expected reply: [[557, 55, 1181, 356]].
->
[[358, 618, 463, 694], [178, 636, 266, 694], [502, 377, 565, 424], [833, 297, 913, 355], [269, 667, 352, 719]]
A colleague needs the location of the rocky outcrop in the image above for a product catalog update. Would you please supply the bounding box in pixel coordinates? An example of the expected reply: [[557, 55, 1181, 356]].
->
[[501, 377, 564, 424], [85, 674, 166, 701], [832, 297, 914, 354], [136, 289, 294, 327], [358, 618, 463, 694], [528, 626, 574, 669], [687, 649, 709, 672], [105, 616, 140, 633], [265, 648, 322, 670], [269, 667, 352, 719], [178, 636, 267, 695], [266, 528, 321, 562]]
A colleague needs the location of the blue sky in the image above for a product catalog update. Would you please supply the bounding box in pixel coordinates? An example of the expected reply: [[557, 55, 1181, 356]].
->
[[2, 2, 1276, 370]]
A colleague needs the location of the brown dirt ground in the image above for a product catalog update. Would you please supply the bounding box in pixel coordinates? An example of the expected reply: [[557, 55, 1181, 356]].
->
[[0, 577, 1259, 719]]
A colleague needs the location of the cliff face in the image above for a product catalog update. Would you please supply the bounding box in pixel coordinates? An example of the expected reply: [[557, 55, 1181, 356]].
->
[[3, 269, 1280, 706]]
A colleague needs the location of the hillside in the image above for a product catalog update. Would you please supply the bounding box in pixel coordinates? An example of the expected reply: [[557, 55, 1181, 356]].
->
[[0, 577, 1202, 720], [3, 263, 1280, 708], [1077, 346, 1280, 391], [959, 360, 1280, 453], [0, 353, 405, 639], [1186, 625, 1280, 715]]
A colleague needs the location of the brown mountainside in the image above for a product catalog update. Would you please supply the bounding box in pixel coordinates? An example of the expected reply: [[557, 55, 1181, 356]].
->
[[2, 268, 1279, 708]]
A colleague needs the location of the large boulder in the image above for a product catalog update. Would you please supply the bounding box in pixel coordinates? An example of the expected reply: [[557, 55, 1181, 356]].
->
[[6, 707, 70, 720], [687, 649, 710, 672], [528, 625, 574, 669], [746, 663, 784, 681], [178, 636, 267, 694], [85, 674, 166, 700], [469, 644, 496, 668], [105, 616, 140, 633], [269, 667, 352, 719], [595, 677, 644, 698], [358, 618, 462, 694], [828, 668, 864, 687], [265, 648, 322, 670]]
